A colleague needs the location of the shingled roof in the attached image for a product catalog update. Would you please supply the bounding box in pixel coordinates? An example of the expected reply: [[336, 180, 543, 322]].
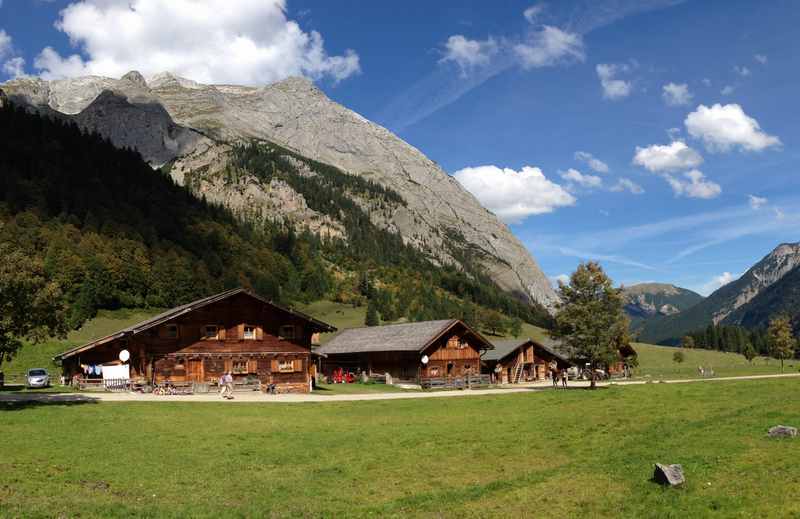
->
[[317, 319, 493, 355], [483, 337, 572, 362], [55, 288, 336, 360]]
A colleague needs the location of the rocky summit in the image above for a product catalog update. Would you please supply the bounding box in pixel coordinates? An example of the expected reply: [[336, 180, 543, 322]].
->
[[1, 72, 558, 309]]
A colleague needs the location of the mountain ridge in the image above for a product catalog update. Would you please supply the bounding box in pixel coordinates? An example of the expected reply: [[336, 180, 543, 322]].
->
[[1, 72, 558, 310]]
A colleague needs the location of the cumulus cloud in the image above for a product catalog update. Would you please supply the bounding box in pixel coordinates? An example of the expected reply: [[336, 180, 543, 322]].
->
[[513, 25, 584, 69], [523, 3, 546, 24], [611, 178, 644, 194], [733, 65, 751, 77], [702, 271, 738, 295], [596, 63, 632, 100], [666, 127, 682, 141], [574, 151, 609, 173], [754, 54, 768, 65], [721, 85, 734, 95], [633, 141, 703, 172], [453, 165, 575, 223], [560, 168, 602, 190], [748, 194, 767, 210], [2, 56, 24, 78], [662, 82, 693, 106], [685, 103, 781, 153], [33, 0, 360, 85], [665, 170, 721, 199], [0, 30, 10, 58], [440, 35, 498, 76]]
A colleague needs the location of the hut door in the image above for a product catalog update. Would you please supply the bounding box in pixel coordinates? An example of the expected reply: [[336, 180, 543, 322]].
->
[[187, 359, 204, 382]]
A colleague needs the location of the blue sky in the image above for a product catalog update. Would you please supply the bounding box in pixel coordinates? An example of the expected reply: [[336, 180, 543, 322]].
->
[[1, 0, 798, 295]]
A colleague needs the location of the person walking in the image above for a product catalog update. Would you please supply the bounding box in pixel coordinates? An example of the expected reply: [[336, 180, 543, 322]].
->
[[219, 372, 234, 399], [551, 368, 558, 388]]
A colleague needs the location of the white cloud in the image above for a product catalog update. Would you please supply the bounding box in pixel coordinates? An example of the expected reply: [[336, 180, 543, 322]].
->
[[611, 178, 644, 194], [662, 82, 693, 106], [0, 30, 10, 59], [596, 63, 632, 100], [721, 85, 734, 96], [754, 54, 768, 65], [665, 170, 721, 199], [701, 271, 738, 295], [633, 141, 703, 172], [2, 56, 25, 78], [685, 103, 781, 153], [774, 208, 785, 220], [514, 26, 584, 69], [701, 78, 712, 87], [32, 0, 360, 84], [666, 127, 682, 141], [453, 165, 575, 223], [574, 151, 609, 173], [560, 168, 602, 190], [523, 4, 546, 24], [733, 65, 751, 77], [440, 35, 498, 76], [748, 194, 767, 210]]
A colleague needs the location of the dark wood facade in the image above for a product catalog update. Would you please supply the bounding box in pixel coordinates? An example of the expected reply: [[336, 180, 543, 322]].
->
[[482, 339, 571, 384], [57, 289, 335, 393]]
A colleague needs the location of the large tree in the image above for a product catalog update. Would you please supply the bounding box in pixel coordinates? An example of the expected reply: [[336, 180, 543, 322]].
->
[[0, 245, 67, 367], [550, 261, 630, 388], [767, 315, 795, 373]]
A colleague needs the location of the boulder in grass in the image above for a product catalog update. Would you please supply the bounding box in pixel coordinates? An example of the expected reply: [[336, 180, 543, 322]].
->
[[768, 425, 798, 438], [653, 463, 685, 486]]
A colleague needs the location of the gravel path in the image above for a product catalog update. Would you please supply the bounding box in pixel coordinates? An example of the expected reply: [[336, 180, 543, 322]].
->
[[2, 373, 799, 404]]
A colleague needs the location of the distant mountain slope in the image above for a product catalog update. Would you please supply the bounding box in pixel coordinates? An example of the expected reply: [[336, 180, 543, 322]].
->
[[639, 243, 800, 344], [1, 72, 558, 310], [623, 283, 703, 329]]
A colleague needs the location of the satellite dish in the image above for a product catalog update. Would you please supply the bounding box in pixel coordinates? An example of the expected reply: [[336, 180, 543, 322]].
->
[[119, 349, 130, 362], [421, 355, 429, 365]]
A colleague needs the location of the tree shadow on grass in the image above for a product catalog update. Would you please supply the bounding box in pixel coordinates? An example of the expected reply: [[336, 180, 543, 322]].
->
[[0, 393, 100, 411]]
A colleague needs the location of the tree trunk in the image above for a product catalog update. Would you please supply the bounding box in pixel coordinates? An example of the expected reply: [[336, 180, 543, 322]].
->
[[781, 357, 784, 373]]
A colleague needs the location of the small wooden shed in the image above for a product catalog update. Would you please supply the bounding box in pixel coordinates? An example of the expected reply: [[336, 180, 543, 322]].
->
[[482, 338, 571, 384]]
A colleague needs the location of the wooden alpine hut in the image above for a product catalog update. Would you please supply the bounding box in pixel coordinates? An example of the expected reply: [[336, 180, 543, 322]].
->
[[482, 337, 571, 384], [55, 288, 336, 393]]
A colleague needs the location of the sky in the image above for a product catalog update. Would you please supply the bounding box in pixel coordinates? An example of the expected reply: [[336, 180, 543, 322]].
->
[[1, 0, 799, 296]]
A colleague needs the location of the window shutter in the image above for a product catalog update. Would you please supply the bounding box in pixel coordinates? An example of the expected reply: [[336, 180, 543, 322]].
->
[[238, 324, 244, 339], [256, 326, 263, 340], [248, 359, 257, 373], [293, 359, 303, 372], [271, 359, 279, 372], [218, 326, 226, 340]]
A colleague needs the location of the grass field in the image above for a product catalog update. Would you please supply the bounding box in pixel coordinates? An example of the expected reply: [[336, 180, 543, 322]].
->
[[2, 379, 799, 518]]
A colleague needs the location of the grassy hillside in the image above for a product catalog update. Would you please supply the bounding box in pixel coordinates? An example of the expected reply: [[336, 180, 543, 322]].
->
[[3, 379, 800, 517]]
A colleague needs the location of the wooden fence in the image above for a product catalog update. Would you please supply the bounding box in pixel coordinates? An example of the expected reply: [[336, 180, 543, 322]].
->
[[419, 374, 491, 390]]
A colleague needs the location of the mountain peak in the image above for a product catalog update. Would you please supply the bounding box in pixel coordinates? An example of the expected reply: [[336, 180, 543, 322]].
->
[[121, 70, 148, 88]]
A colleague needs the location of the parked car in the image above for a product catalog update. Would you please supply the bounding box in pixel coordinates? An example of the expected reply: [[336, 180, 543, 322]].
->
[[26, 368, 50, 389]]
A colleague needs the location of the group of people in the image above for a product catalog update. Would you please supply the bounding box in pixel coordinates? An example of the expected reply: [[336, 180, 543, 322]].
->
[[698, 365, 715, 377], [550, 367, 568, 388]]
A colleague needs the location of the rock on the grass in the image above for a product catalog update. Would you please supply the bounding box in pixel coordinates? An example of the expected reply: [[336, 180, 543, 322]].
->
[[768, 425, 798, 438], [653, 463, 685, 486]]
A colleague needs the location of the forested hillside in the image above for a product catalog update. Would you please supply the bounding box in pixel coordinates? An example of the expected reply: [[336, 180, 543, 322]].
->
[[0, 103, 549, 342]]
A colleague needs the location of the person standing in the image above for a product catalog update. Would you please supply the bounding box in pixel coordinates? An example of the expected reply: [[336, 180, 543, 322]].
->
[[219, 372, 234, 399], [561, 369, 568, 388]]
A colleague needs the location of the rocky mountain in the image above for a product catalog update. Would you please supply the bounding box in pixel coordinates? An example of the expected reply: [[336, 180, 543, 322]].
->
[[639, 243, 800, 344], [1, 72, 558, 310], [622, 283, 703, 329]]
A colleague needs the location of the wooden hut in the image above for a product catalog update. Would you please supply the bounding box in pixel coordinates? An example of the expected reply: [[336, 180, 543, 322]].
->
[[317, 319, 493, 384], [482, 338, 571, 384], [55, 288, 336, 393]]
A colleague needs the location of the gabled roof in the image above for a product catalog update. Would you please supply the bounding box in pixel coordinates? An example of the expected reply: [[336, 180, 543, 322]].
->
[[483, 337, 571, 363], [317, 319, 493, 355], [55, 288, 336, 360]]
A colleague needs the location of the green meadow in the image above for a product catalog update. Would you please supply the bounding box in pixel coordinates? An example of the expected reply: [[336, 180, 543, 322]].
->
[[2, 379, 799, 518]]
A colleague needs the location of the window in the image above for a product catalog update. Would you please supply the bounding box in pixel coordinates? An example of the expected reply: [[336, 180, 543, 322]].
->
[[278, 359, 295, 373], [243, 325, 256, 340], [279, 325, 296, 340], [165, 324, 179, 339], [203, 325, 219, 340], [232, 360, 248, 374], [429, 366, 440, 377]]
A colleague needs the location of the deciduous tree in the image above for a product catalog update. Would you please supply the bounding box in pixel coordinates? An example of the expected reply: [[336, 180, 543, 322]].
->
[[550, 262, 630, 389], [767, 315, 795, 373]]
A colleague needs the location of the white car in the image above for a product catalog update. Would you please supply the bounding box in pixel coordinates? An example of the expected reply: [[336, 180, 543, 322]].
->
[[26, 368, 50, 389]]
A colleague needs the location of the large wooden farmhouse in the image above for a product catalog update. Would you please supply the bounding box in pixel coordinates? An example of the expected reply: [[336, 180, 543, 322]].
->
[[55, 288, 336, 393], [317, 319, 493, 383], [482, 338, 571, 384]]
